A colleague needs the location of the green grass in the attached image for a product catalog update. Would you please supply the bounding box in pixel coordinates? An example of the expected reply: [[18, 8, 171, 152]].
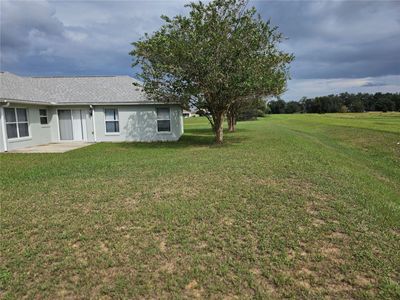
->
[[1, 112, 399, 299]]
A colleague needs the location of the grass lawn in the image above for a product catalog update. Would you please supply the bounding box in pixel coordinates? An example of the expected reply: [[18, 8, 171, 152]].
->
[[1, 112, 399, 299]]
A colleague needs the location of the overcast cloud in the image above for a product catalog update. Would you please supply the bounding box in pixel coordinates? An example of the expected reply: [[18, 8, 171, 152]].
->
[[1, 0, 399, 100]]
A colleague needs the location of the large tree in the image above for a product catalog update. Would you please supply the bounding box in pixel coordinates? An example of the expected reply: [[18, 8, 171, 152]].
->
[[227, 97, 267, 132], [130, 0, 293, 143]]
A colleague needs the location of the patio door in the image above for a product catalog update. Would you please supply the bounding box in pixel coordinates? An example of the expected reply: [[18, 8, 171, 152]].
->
[[71, 110, 84, 141], [58, 110, 73, 140]]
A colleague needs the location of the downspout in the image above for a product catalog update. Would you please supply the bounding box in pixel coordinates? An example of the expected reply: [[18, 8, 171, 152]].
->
[[0, 101, 10, 152], [90, 105, 97, 142]]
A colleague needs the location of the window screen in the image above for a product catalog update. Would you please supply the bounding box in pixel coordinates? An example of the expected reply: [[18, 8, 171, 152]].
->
[[39, 109, 48, 125], [105, 109, 119, 133], [156, 108, 171, 132], [4, 108, 29, 139]]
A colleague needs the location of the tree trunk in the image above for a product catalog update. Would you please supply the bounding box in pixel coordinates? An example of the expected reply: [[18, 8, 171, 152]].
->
[[227, 112, 236, 132], [213, 112, 224, 144], [227, 113, 232, 132]]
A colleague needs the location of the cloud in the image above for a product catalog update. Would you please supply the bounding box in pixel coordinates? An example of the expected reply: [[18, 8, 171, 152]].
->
[[1, 1, 64, 50], [0, 0, 185, 76], [361, 81, 388, 88], [283, 75, 400, 100], [252, 0, 400, 79], [1, 0, 399, 99]]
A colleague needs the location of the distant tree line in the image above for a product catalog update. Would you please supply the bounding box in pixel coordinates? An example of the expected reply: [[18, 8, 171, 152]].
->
[[268, 93, 400, 114], [197, 92, 400, 124], [196, 99, 268, 125]]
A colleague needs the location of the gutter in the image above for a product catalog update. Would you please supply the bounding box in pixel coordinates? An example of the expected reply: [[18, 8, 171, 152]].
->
[[90, 105, 97, 142], [51, 101, 180, 106], [0, 101, 10, 152], [0, 101, 10, 108], [0, 98, 50, 106], [0, 98, 179, 106]]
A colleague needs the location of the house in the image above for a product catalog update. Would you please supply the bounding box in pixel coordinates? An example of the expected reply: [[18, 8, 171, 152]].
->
[[183, 110, 196, 118], [182, 110, 191, 118], [0, 72, 183, 152], [183, 110, 200, 118]]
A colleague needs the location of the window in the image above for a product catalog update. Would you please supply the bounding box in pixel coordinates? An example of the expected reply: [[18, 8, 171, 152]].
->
[[105, 108, 119, 133], [39, 109, 48, 125], [4, 108, 29, 139], [156, 107, 171, 132]]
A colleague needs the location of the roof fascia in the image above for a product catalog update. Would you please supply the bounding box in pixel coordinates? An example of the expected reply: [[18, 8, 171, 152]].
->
[[0, 98, 179, 106]]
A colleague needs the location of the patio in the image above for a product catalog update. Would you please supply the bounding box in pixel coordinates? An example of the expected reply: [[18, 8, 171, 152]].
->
[[8, 142, 92, 153]]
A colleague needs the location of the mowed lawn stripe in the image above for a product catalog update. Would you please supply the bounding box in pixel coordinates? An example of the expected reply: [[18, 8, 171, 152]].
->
[[270, 120, 400, 220]]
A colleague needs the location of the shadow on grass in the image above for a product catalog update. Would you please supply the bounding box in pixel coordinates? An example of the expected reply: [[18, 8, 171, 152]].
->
[[117, 127, 248, 150]]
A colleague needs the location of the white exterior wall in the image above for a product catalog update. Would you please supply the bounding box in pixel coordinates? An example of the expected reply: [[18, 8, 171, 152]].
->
[[1, 105, 54, 152], [93, 105, 183, 142], [0, 104, 183, 152]]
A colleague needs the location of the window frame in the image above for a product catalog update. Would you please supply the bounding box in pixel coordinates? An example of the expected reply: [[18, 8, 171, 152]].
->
[[104, 108, 120, 135], [4, 107, 30, 140], [39, 109, 48, 125], [156, 107, 171, 133]]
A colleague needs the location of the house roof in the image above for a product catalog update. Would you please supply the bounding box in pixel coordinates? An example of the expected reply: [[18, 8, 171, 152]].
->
[[0, 71, 152, 105]]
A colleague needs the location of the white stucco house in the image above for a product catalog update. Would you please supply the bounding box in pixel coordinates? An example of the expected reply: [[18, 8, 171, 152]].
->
[[182, 110, 192, 118], [183, 110, 199, 118], [0, 72, 184, 152]]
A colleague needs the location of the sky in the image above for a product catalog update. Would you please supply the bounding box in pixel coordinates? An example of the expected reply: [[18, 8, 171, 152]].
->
[[1, 0, 400, 100]]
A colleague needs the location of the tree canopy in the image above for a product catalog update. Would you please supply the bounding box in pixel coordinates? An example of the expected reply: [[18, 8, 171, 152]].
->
[[268, 93, 400, 114], [130, 0, 293, 143]]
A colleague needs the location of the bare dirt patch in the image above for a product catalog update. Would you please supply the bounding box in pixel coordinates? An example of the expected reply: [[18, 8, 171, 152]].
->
[[326, 281, 354, 294], [71, 241, 80, 249], [297, 280, 311, 289], [287, 249, 296, 260], [354, 274, 375, 287], [312, 218, 326, 227], [320, 243, 341, 257], [159, 240, 167, 253], [306, 205, 319, 216], [185, 279, 203, 298], [221, 217, 235, 226], [197, 241, 208, 249], [298, 267, 314, 277], [390, 229, 400, 238], [328, 231, 348, 240], [159, 262, 175, 274], [99, 241, 109, 253], [56, 287, 74, 299], [221, 294, 241, 300]]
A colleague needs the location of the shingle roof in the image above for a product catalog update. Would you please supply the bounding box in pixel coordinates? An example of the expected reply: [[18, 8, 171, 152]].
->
[[0, 72, 151, 104]]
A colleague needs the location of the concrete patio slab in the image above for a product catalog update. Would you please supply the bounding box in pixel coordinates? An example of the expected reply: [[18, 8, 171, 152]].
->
[[9, 142, 93, 153]]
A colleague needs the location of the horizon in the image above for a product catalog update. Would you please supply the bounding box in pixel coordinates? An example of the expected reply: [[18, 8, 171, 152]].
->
[[1, 0, 399, 100]]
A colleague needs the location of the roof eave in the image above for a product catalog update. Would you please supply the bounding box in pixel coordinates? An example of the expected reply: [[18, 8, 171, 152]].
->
[[0, 98, 51, 106], [0, 98, 180, 106]]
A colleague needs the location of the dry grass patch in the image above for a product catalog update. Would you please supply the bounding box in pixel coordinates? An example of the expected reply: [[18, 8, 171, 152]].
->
[[354, 274, 375, 288], [312, 218, 326, 227], [185, 280, 204, 298], [158, 262, 175, 274], [319, 243, 342, 260], [328, 231, 348, 239]]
